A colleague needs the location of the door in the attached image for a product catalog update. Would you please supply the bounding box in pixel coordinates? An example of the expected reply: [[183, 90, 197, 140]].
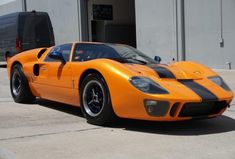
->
[[33, 43, 76, 104]]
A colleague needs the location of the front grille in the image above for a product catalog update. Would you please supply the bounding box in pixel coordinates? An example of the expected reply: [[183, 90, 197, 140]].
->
[[179, 101, 228, 117]]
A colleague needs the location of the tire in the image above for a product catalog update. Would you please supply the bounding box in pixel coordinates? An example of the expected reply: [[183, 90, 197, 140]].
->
[[80, 73, 116, 125], [10, 64, 35, 103]]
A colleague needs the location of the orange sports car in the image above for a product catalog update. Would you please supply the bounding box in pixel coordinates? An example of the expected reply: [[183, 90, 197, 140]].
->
[[6, 42, 234, 125]]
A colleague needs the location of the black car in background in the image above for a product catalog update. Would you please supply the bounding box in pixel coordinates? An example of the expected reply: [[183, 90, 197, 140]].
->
[[0, 11, 55, 61]]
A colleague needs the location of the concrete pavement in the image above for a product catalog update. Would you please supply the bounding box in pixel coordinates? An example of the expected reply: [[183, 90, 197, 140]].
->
[[0, 67, 234, 159]]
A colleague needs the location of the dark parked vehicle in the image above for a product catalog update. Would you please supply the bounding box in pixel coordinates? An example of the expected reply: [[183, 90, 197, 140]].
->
[[0, 11, 55, 61]]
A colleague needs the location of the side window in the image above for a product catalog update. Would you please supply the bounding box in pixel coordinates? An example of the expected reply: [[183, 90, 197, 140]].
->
[[72, 43, 87, 61], [44, 43, 72, 62]]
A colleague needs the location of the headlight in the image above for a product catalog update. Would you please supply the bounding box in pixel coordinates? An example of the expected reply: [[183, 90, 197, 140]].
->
[[129, 76, 169, 94], [208, 76, 231, 91]]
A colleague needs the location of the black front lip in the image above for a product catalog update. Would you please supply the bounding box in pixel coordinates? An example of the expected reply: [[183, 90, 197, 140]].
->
[[178, 100, 228, 118]]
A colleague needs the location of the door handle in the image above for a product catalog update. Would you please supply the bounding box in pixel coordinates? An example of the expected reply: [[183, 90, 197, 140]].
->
[[41, 66, 47, 71]]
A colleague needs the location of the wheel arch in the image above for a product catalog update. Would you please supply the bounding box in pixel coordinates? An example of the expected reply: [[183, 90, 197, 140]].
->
[[79, 69, 104, 90]]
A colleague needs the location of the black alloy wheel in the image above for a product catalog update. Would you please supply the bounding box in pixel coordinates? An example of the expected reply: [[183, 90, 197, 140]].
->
[[80, 73, 116, 125]]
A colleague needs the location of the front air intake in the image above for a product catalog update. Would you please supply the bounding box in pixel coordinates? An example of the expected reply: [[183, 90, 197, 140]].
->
[[179, 101, 228, 117]]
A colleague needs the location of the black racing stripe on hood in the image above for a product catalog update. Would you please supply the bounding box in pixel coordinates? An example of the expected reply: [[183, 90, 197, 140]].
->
[[148, 65, 175, 78], [179, 80, 218, 101]]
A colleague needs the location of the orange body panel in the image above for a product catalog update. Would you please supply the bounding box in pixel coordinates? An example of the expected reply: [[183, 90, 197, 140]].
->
[[7, 42, 234, 121]]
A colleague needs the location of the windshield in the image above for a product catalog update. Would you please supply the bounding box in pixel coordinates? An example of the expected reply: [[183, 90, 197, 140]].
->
[[72, 43, 156, 65]]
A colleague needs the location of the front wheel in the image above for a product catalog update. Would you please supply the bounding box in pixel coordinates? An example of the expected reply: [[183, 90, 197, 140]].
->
[[80, 74, 116, 125]]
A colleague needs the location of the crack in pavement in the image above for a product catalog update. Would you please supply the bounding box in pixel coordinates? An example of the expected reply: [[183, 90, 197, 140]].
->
[[0, 127, 102, 141]]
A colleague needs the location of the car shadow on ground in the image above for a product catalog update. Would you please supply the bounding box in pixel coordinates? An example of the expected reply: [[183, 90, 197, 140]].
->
[[35, 99, 235, 136], [35, 99, 83, 117], [112, 116, 235, 136]]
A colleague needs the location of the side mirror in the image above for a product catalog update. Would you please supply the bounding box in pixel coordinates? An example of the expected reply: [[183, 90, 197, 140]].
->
[[49, 51, 66, 64], [154, 56, 161, 63]]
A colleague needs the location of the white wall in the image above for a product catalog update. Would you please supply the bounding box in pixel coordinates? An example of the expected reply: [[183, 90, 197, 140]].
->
[[135, 0, 177, 63], [27, 0, 80, 45], [185, 0, 222, 68], [185, 0, 235, 69], [0, 0, 22, 15], [219, 0, 235, 69]]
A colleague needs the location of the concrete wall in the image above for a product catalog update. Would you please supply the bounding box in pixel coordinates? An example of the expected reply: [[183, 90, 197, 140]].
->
[[0, 0, 22, 15], [222, 0, 235, 69], [135, 0, 235, 69], [184, 0, 221, 68], [27, 0, 80, 45], [135, 0, 177, 63], [185, 0, 235, 69]]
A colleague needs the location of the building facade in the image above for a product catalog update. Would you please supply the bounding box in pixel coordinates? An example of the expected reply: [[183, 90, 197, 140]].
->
[[0, 0, 234, 69]]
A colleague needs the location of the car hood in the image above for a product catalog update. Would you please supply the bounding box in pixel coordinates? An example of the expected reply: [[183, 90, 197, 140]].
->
[[123, 61, 217, 80]]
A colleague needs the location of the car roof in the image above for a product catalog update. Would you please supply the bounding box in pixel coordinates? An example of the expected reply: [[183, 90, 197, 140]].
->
[[71, 41, 128, 47]]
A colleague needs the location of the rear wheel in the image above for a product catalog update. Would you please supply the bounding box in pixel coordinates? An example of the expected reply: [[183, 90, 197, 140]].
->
[[10, 64, 35, 103], [80, 74, 116, 125]]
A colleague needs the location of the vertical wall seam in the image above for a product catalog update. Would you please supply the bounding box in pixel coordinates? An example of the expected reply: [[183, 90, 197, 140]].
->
[[180, 0, 186, 60], [22, 0, 27, 11], [220, 0, 224, 48], [175, 0, 179, 61], [77, 0, 82, 41]]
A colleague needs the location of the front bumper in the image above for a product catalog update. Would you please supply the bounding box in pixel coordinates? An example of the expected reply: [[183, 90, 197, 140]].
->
[[144, 99, 230, 120], [111, 91, 233, 121], [110, 77, 233, 121]]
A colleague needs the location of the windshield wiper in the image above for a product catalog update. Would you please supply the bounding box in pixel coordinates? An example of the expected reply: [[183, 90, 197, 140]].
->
[[108, 57, 148, 65], [108, 58, 129, 63], [123, 58, 147, 65]]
